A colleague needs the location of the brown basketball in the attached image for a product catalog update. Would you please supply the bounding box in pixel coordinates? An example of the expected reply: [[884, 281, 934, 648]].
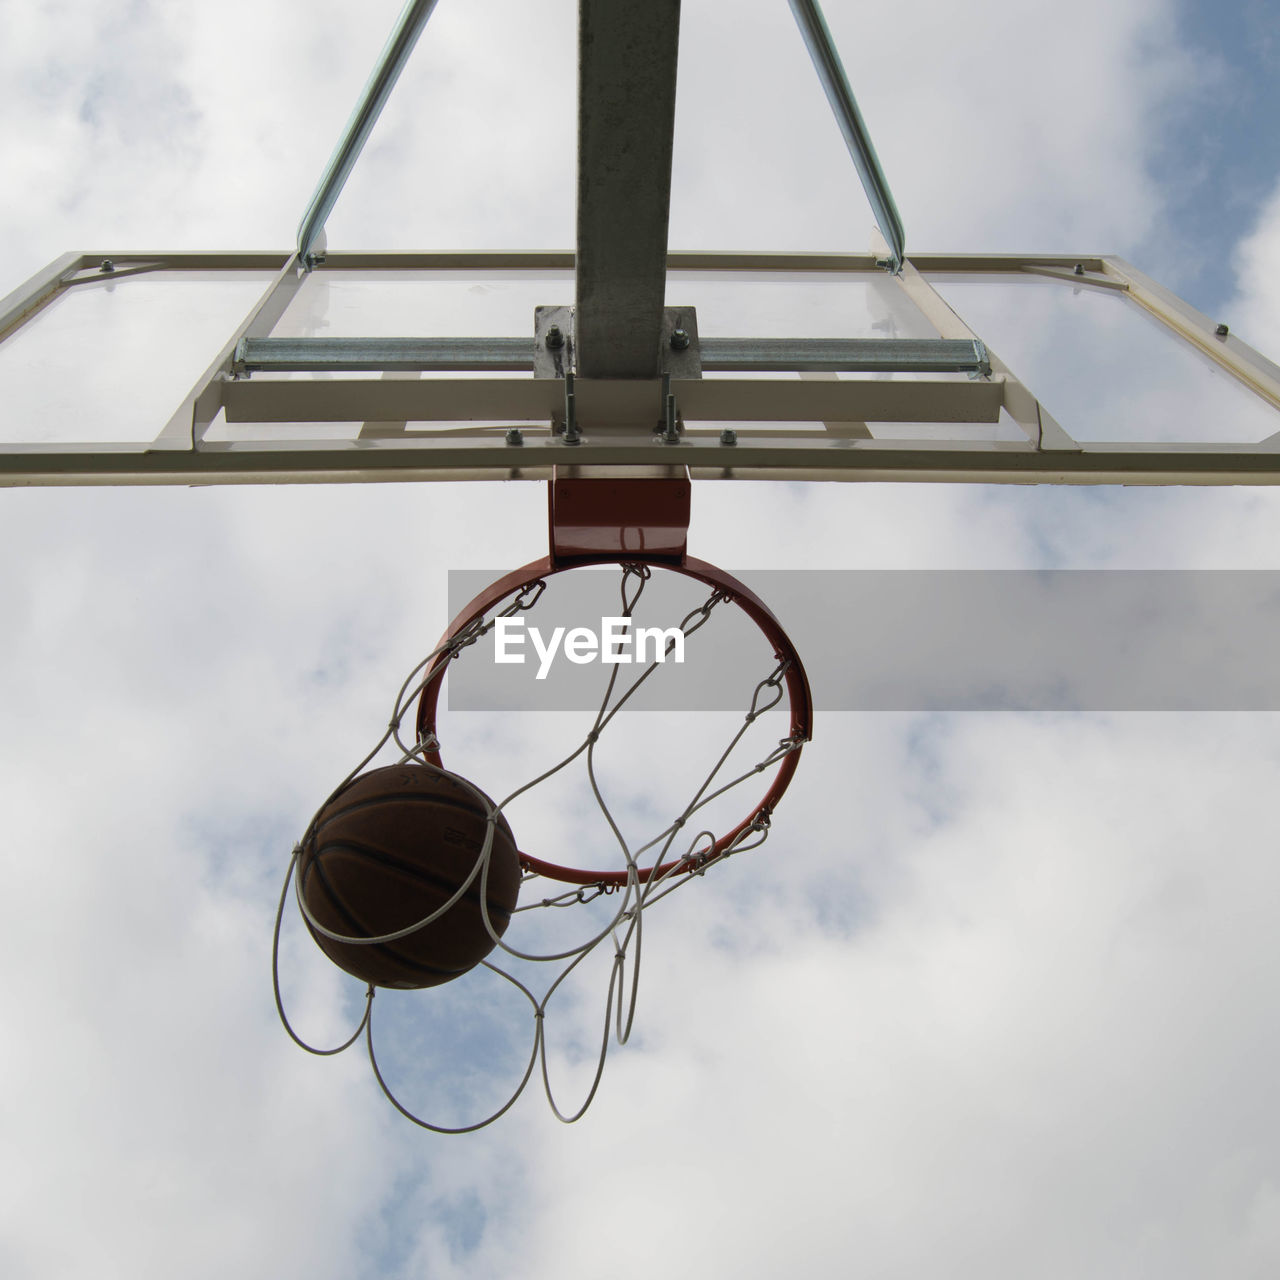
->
[[298, 764, 522, 989]]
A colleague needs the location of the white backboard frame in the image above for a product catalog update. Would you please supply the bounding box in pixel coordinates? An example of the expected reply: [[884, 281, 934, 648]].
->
[[3, 249, 1279, 488]]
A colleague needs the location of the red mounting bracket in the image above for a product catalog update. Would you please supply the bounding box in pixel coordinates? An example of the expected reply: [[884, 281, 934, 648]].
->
[[548, 466, 691, 566]]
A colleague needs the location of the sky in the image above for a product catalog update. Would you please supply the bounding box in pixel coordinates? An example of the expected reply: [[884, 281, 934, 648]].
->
[[3, 1, 1280, 1277]]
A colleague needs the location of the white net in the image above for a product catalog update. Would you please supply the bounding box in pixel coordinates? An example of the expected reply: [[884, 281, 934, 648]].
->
[[273, 562, 809, 1131]]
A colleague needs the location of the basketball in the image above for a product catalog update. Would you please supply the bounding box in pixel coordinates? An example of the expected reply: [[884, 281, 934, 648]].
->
[[298, 764, 522, 989]]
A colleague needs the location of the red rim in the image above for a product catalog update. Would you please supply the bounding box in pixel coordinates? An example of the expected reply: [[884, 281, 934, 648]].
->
[[415, 555, 812, 887]]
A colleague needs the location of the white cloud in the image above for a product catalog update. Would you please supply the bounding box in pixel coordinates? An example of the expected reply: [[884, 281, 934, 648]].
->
[[1229, 175, 1280, 357], [2, 1, 1280, 1277], [425, 713, 1280, 1280], [670, 0, 1197, 253]]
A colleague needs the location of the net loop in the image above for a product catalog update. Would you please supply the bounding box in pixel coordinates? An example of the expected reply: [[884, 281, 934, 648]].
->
[[447, 617, 489, 656], [509, 579, 547, 614], [620, 562, 652, 613]]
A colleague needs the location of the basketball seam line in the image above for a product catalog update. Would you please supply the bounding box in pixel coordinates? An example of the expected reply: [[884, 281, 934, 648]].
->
[[304, 836, 517, 921], [304, 858, 479, 980], [315, 789, 516, 842]]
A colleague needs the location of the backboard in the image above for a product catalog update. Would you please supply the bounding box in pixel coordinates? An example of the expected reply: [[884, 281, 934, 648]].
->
[[3, 248, 1280, 488], [3, 0, 1279, 490]]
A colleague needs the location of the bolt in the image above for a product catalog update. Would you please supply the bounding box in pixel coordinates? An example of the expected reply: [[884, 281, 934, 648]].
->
[[670, 327, 691, 351], [562, 371, 579, 444], [1215, 322, 1229, 337], [1073, 263, 1085, 276], [99, 259, 115, 274], [545, 325, 564, 349], [719, 428, 738, 446], [505, 428, 524, 446]]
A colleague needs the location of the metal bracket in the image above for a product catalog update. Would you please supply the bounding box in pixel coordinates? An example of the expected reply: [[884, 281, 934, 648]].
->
[[535, 305, 701, 381], [549, 465, 691, 564], [660, 306, 702, 377], [62, 261, 166, 287], [534, 305, 574, 380], [1020, 264, 1129, 293]]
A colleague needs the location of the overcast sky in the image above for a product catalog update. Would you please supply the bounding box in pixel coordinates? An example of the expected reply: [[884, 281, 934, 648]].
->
[[3, 2, 1280, 1278]]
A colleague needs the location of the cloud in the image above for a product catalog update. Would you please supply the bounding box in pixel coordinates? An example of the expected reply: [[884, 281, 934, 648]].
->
[[670, 0, 1197, 254], [3, 1, 1280, 1278], [421, 714, 1280, 1280], [1230, 175, 1280, 356]]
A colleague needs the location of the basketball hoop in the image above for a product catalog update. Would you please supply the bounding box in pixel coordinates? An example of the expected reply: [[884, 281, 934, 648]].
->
[[275, 473, 815, 1131], [414, 552, 812, 886]]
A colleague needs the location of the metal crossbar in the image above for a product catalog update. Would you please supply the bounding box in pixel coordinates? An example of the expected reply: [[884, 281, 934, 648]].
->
[[234, 337, 990, 376]]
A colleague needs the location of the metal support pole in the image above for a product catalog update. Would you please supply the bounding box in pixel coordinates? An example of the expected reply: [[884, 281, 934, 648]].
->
[[574, 0, 682, 379], [296, 0, 443, 263], [787, 0, 905, 271]]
